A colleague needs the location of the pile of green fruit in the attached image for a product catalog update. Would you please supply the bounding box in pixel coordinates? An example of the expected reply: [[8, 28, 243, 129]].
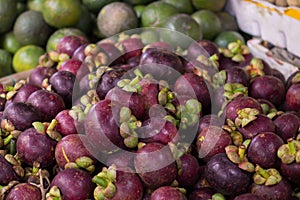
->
[[0, 0, 243, 78]]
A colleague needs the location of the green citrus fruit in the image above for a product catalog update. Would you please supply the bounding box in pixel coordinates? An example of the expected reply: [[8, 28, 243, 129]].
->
[[43, 0, 82, 28], [13, 10, 53, 46], [217, 12, 239, 32], [27, 0, 45, 12], [141, 1, 178, 27], [82, 0, 117, 14], [192, 10, 221, 40], [0, 0, 18, 34], [46, 28, 86, 52], [163, 13, 202, 42], [214, 31, 245, 48], [12, 45, 45, 72], [134, 5, 146, 19], [0, 49, 13, 77], [75, 5, 93, 34], [1, 31, 23, 54], [97, 2, 138, 37], [192, 0, 226, 12], [162, 0, 194, 14]]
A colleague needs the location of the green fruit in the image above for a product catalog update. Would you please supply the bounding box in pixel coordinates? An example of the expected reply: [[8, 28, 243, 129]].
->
[[82, 0, 117, 14], [43, 0, 82, 28], [140, 30, 160, 45], [0, 31, 23, 54], [162, 0, 194, 14], [97, 2, 138, 37], [214, 31, 245, 48], [46, 28, 86, 52], [192, 10, 221, 40], [134, 5, 145, 18], [75, 5, 93, 34], [192, 0, 226, 12], [163, 13, 202, 42], [13, 45, 45, 73], [13, 10, 53, 46], [0, 49, 13, 77], [0, 0, 18, 34], [141, 1, 178, 27], [27, 0, 45, 12], [217, 11, 239, 32]]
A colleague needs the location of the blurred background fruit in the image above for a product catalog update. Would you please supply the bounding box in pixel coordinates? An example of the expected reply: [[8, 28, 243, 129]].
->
[[0, 49, 13, 77], [12, 45, 45, 72], [0, 0, 18, 34]]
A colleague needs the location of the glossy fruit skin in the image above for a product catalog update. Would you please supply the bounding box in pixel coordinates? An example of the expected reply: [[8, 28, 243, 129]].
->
[[56, 35, 88, 57], [249, 75, 285, 107], [55, 134, 96, 169], [110, 169, 144, 200], [96, 68, 126, 100], [204, 153, 250, 195], [219, 66, 249, 86], [188, 187, 216, 200], [11, 84, 41, 103], [28, 66, 57, 87], [138, 117, 178, 145], [224, 96, 263, 121], [237, 114, 276, 139], [280, 162, 300, 185], [177, 154, 200, 188], [174, 73, 211, 113], [134, 142, 177, 189], [105, 87, 145, 119], [198, 114, 223, 133], [84, 99, 124, 153], [233, 193, 263, 200], [26, 90, 65, 122], [273, 112, 300, 141], [139, 48, 184, 81], [285, 83, 300, 112], [0, 155, 19, 185], [54, 109, 78, 136], [119, 37, 144, 61], [3, 102, 40, 131], [247, 132, 284, 169], [49, 70, 75, 107], [150, 186, 187, 200], [5, 183, 41, 200], [197, 126, 232, 162], [59, 59, 83, 76], [50, 168, 94, 200], [250, 178, 292, 200], [16, 128, 57, 167]]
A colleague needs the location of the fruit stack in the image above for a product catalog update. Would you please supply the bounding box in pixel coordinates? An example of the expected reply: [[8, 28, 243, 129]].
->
[[0, 0, 241, 78], [0, 27, 299, 200]]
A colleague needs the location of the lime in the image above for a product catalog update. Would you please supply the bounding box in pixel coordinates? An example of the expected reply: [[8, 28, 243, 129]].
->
[[192, 0, 226, 12], [162, 0, 194, 14], [13, 10, 53, 46], [75, 5, 93, 34], [0, 31, 23, 54], [27, 0, 45, 12], [43, 0, 82, 28], [163, 14, 202, 42], [82, 0, 117, 14], [0, 0, 18, 34], [134, 5, 146, 19], [46, 28, 86, 52], [0, 49, 13, 77], [217, 12, 239, 32], [12, 45, 45, 72], [192, 10, 221, 40], [97, 2, 138, 37], [141, 1, 178, 27], [214, 31, 245, 48]]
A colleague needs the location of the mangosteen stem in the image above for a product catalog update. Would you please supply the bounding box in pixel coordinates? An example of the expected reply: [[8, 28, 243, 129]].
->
[[288, 138, 296, 155], [47, 119, 57, 132], [255, 165, 269, 179], [238, 145, 246, 160], [3, 134, 13, 146], [212, 193, 226, 200]]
